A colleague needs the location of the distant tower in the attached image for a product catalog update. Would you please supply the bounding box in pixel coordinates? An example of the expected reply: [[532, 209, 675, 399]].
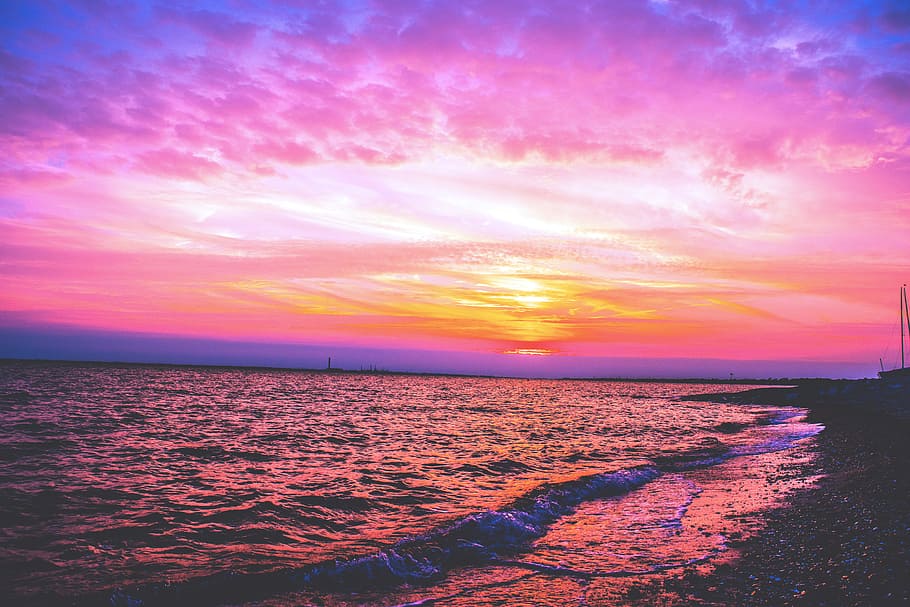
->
[[327, 356, 332, 370]]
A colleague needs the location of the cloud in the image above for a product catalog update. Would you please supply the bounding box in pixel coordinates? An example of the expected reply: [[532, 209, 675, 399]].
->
[[253, 140, 320, 165], [868, 71, 910, 100], [0, 0, 905, 176], [156, 6, 259, 47], [1, 0, 909, 371], [881, 5, 910, 32], [135, 148, 222, 179]]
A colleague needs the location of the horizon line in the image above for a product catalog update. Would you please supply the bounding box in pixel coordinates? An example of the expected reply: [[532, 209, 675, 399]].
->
[[0, 357, 856, 383]]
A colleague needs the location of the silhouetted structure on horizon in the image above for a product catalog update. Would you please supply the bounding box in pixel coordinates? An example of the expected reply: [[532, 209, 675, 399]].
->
[[880, 284, 910, 380]]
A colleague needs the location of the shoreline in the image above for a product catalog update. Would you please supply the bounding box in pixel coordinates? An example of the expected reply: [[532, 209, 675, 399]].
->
[[608, 378, 910, 606]]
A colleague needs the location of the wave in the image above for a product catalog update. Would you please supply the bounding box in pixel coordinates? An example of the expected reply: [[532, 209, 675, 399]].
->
[[99, 423, 819, 607], [653, 436, 732, 471], [712, 421, 748, 434], [456, 457, 533, 476], [102, 467, 659, 606], [171, 445, 277, 462], [303, 466, 660, 592], [730, 424, 822, 457]]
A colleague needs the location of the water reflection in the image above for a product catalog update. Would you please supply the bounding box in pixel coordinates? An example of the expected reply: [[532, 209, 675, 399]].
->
[[0, 362, 815, 605]]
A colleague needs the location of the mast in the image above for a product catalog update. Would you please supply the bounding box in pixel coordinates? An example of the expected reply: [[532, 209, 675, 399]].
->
[[904, 284, 910, 369]]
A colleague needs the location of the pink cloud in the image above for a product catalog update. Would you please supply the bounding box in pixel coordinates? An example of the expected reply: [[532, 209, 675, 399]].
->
[[2, 0, 905, 177], [253, 140, 320, 165], [135, 148, 222, 179]]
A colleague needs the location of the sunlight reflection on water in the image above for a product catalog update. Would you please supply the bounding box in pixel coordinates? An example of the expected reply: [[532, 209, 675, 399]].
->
[[0, 362, 818, 606]]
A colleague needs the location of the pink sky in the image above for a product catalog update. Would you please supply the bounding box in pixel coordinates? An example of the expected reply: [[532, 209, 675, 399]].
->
[[2, 1, 909, 377]]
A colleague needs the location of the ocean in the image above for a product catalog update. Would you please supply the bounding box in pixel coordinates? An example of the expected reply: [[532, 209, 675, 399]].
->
[[0, 361, 822, 606]]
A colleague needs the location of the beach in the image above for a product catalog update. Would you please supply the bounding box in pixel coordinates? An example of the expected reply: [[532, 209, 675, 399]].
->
[[598, 380, 910, 606]]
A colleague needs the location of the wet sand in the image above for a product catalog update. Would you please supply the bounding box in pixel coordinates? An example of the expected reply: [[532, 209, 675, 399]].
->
[[599, 380, 910, 606]]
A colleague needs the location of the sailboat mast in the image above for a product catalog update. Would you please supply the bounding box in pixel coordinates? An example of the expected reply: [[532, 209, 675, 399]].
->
[[904, 284, 910, 369], [903, 285, 906, 370]]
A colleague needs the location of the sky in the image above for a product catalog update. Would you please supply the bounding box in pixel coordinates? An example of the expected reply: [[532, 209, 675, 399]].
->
[[1, 0, 909, 378]]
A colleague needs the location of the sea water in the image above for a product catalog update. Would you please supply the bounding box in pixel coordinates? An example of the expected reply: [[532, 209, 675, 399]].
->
[[0, 361, 822, 606]]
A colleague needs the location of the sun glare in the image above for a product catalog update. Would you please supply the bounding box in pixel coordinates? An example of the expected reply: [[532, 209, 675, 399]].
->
[[503, 348, 554, 356]]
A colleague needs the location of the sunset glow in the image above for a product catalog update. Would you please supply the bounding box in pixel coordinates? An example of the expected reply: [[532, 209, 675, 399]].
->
[[2, 1, 909, 377]]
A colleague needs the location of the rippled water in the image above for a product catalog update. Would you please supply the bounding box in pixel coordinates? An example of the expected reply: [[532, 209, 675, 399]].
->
[[0, 361, 821, 606]]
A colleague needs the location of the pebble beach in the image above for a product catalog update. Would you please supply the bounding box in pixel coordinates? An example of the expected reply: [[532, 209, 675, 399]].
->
[[606, 379, 910, 606]]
